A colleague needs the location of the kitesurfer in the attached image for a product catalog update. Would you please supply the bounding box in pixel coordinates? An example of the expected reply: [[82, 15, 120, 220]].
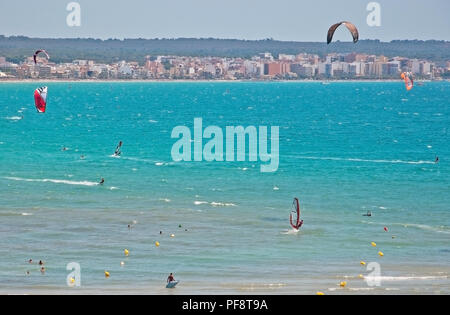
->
[[435, 156, 439, 163], [167, 273, 175, 283], [363, 211, 372, 217], [99, 178, 105, 185]]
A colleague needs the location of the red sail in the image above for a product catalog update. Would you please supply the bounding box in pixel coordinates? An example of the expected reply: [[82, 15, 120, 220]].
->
[[34, 87, 47, 113]]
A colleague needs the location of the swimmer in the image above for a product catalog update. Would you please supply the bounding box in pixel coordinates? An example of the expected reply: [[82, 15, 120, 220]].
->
[[363, 211, 372, 217]]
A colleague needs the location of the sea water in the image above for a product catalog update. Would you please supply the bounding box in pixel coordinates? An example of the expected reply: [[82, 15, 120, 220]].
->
[[0, 82, 449, 294]]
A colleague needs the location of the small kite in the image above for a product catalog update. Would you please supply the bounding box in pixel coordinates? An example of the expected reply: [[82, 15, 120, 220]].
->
[[33, 50, 50, 64], [327, 22, 359, 44]]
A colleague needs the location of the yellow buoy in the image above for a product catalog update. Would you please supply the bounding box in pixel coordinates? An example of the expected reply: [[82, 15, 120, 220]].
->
[[70, 277, 75, 284], [316, 291, 325, 295], [155, 241, 160, 247], [371, 242, 377, 247], [358, 274, 364, 279], [124, 249, 129, 256], [378, 251, 384, 257], [170, 234, 175, 238], [105, 271, 110, 278], [339, 281, 347, 288], [360, 261, 366, 266]]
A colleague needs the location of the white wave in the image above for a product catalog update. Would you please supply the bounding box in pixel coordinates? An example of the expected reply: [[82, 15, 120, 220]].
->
[[194, 201, 236, 207], [120, 157, 167, 165], [210, 202, 236, 207], [21, 213, 33, 216], [5, 116, 23, 121], [364, 275, 448, 282], [347, 287, 375, 291], [361, 221, 450, 235], [109, 187, 119, 190], [160, 198, 171, 203], [148, 120, 158, 123], [399, 223, 450, 235], [273, 186, 280, 191], [281, 229, 300, 235], [4, 177, 99, 187], [294, 156, 435, 165]]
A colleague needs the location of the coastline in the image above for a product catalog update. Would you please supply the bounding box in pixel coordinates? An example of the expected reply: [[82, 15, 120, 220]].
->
[[0, 78, 441, 84], [2, 263, 448, 295]]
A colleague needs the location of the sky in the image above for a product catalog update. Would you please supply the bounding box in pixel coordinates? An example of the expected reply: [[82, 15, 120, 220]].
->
[[0, 0, 449, 41]]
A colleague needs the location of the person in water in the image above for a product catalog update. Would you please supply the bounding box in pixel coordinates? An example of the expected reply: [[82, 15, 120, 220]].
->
[[435, 156, 439, 163], [99, 178, 105, 185], [363, 211, 372, 217], [167, 273, 175, 283]]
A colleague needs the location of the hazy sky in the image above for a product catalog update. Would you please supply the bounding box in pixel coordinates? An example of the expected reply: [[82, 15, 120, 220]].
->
[[1, 0, 449, 41]]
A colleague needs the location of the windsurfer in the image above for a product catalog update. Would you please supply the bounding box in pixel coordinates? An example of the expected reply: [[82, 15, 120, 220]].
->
[[290, 198, 303, 230], [114, 141, 123, 156]]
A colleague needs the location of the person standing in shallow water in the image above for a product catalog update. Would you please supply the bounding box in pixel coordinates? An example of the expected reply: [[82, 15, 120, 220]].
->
[[167, 273, 175, 283]]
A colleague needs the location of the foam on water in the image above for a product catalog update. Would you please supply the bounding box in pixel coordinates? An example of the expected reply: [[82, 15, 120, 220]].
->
[[293, 156, 436, 165], [4, 177, 100, 187]]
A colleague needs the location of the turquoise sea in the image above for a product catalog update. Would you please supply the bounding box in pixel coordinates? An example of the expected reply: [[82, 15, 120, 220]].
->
[[0, 81, 449, 294]]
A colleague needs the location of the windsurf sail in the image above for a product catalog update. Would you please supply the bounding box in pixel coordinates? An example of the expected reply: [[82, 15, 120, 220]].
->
[[34, 87, 48, 113], [401, 72, 414, 91], [114, 141, 123, 156], [289, 198, 302, 230]]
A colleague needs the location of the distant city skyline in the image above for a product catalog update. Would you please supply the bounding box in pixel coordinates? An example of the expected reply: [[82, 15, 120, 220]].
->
[[0, 0, 449, 41]]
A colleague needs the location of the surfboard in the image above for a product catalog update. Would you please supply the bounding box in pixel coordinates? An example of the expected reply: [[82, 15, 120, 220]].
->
[[166, 281, 179, 288]]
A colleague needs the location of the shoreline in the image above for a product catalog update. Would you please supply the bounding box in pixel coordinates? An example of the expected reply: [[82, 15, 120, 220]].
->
[[0, 79, 442, 84]]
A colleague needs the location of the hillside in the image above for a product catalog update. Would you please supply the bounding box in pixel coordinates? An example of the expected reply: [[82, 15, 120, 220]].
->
[[0, 36, 449, 65]]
